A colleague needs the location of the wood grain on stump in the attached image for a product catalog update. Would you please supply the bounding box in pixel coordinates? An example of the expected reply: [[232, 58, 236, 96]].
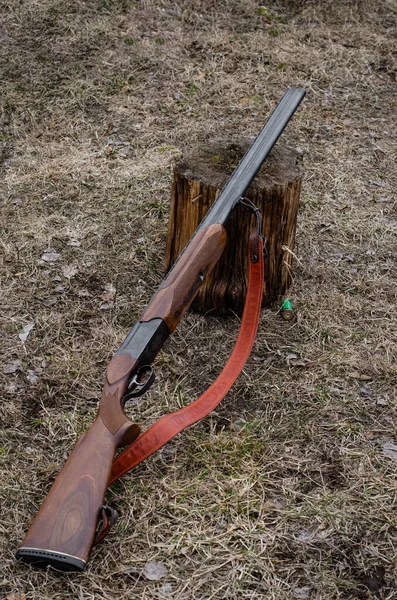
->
[[165, 141, 303, 316]]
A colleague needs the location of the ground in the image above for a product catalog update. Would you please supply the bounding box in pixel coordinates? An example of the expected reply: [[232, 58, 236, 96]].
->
[[1, 1, 396, 599]]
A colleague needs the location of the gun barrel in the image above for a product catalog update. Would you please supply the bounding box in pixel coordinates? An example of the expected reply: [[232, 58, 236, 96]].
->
[[198, 87, 306, 229]]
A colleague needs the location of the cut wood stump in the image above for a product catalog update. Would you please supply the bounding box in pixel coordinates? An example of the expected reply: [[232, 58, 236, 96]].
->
[[165, 140, 303, 316]]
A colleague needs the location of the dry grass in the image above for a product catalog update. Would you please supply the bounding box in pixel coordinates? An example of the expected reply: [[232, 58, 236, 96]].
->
[[1, 0, 397, 598]]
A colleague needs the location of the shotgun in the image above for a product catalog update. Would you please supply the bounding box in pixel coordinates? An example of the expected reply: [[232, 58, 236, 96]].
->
[[16, 88, 305, 571]]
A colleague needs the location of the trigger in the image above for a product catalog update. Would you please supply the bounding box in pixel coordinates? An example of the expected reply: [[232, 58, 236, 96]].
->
[[126, 365, 156, 398]]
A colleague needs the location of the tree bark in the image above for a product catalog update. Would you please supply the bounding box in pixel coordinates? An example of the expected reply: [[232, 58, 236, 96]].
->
[[165, 141, 303, 316]]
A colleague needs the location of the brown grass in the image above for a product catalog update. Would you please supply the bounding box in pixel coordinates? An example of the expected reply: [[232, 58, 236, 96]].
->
[[1, 0, 397, 598]]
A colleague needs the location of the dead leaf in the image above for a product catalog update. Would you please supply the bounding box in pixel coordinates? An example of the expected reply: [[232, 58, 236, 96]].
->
[[99, 302, 114, 311], [142, 560, 167, 581], [297, 530, 312, 542], [377, 398, 388, 406], [119, 146, 130, 157], [26, 370, 39, 385], [7, 594, 26, 600], [62, 264, 78, 279], [100, 283, 116, 302], [41, 249, 60, 263], [360, 384, 372, 397], [67, 240, 81, 247], [99, 283, 116, 307], [160, 583, 173, 595], [3, 360, 22, 374], [297, 524, 328, 543], [285, 353, 313, 367], [293, 588, 311, 599], [77, 289, 92, 298], [347, 371, 372, 381], [18, 323, 34, 342], [382, 442, 397, 461], [293, 359, 311, 367], [4, 382, 18, 393]]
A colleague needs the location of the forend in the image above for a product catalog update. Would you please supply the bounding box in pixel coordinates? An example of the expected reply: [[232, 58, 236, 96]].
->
[[140, 223, 227, 332]]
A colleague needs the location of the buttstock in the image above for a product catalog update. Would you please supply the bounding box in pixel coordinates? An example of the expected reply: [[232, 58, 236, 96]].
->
[[141, 223, 227, 332], [16, 353, 141, 571]]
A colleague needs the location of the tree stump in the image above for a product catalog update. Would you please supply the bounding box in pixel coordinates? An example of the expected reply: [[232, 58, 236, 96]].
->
[[165, 141, 303, 316]]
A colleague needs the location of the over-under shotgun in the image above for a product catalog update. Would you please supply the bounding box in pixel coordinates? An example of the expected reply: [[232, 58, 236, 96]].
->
[[16, 88, 306, 571]]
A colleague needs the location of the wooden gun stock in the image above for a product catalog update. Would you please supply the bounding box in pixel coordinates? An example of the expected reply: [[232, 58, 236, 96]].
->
[[16, 354, 141, 571], [140, 223, 227, 332]]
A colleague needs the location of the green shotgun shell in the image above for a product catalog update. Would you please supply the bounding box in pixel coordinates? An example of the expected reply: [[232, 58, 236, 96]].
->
[[281, 299, 294, 320]]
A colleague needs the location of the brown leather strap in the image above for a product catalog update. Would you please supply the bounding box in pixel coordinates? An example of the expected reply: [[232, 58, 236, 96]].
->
[[109, 232, 264, 485]]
